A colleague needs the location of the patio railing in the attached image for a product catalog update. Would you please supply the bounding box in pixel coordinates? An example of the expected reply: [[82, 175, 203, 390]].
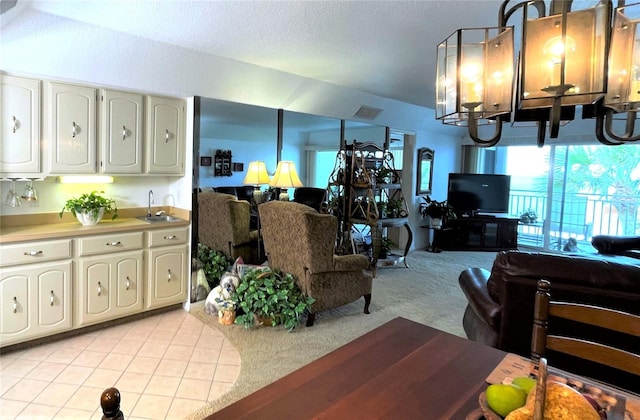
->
[[509, 190, 640, 252]]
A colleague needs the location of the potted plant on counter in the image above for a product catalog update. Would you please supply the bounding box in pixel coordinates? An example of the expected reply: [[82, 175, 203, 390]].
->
[[59, 191, 118, 225]]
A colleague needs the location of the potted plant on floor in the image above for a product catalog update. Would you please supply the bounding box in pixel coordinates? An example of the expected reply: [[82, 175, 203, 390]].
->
[[197, 243, 233, 289], [380, 237, 397, 259], [59, 190, 118, 225], [232, 267, 315, 332]]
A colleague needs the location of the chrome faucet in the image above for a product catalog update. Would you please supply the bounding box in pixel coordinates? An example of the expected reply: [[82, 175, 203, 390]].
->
[[147, 190, 154, 217]]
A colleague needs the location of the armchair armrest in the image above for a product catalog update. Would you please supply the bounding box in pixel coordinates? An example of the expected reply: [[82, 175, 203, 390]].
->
[[333, 254, 370, 271], [458, 268, 501, 329]]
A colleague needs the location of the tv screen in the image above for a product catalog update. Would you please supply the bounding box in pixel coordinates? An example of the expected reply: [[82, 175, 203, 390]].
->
[[447, 173, 511, 215]]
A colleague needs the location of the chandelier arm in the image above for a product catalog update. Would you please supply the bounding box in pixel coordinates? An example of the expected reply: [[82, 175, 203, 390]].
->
[[499, 0, 546, 26], [595, 112, 626, 145], [603, 109, 640, 142], [549, 97, 563, 138], [468, 115, 503, 147], [536, 120, 547, 148]]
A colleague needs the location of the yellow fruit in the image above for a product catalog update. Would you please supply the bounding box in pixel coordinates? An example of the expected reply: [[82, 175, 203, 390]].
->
[[486, 383, 527, 417], [504, 381, 600, 420], [512, 376, 537, 394]]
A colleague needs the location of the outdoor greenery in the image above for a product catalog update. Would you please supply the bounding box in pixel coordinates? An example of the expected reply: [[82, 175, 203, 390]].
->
[[560, 145, 640, 236], [196, 243, 232, 288], [59, 190, 118, 220], [232, 267, 315, 332]]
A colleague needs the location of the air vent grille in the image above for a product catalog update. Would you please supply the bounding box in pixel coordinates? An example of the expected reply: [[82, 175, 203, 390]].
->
[[353, 105, 383, 120]]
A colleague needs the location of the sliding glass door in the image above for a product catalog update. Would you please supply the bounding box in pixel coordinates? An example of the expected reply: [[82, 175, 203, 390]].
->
[[500, 144, 640, 253]]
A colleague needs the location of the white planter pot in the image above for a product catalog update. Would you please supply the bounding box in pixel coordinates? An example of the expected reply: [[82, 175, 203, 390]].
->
[[75, 208, 105, 225]]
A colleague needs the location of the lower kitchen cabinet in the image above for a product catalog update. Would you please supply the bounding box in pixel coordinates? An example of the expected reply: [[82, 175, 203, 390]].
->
[[146, 227, 189, 309], [0, 261, 72, 346], [76, 250, 144, 327]]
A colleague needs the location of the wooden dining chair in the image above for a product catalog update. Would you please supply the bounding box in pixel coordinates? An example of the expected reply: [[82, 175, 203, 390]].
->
[[531, 278, 640, 376], [530, 279, 640, 420]]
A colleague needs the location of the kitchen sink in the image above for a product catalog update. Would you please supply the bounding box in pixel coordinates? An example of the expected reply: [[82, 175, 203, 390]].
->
[[137, 215, 184, 223]]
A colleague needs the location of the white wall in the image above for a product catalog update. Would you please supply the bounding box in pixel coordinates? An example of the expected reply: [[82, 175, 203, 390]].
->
[[1, 7, 465, 251]]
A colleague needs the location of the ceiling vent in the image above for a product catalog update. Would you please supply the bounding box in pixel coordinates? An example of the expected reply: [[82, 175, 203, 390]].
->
[[353, 105, 383, 120]]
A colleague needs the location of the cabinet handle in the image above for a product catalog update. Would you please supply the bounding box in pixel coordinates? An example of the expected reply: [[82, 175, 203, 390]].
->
[[97, 281, 102, 296], [72, 121, 77, 138], [50, 290, 55, 306], [23, 250, 43, 256], [12, 115, 18, 133], [13, 297, 18, 313], [106, 241, 121, 246], [165, 129, 169, 142], [167, 269, 172, 282], [126, 276, 130, 290], [122, 125, 127, 140], [163, 235, 176, 240]]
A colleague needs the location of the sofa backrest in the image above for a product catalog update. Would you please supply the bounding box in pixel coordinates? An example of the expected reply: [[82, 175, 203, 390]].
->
[[488, 250, 640, 377]]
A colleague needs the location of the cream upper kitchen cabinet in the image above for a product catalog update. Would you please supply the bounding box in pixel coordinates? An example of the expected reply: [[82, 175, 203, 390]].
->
[[145, 95, 185, 175], [49, 82, 97, 174], [100, 89, 144, 174], [0, 75, 41, 175], [76, 232, 144, 327], [146, 227, 189, 309]]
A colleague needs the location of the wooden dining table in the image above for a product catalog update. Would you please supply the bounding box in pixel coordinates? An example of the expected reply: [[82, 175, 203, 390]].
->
[[206, 317, 508, 419]]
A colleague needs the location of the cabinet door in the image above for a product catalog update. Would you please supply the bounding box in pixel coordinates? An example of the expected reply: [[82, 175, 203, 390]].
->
[[80, 258, 112, 322], [100, 89, 143, 174], [0, 75, 41, 174], [147, 244, 188, 309], [0, 272, 29, 336], [145, 95, 184, 175], [37, 265, 72, 328], [77, 251, 143, 327], [49, 82, 97, 173], [1, 261, 72, 347], [115, 252, 143, 311]]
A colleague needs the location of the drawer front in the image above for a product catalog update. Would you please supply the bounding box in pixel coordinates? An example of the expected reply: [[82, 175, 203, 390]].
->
[[77, 232, 143, 256], [147, 226, 189, 248], [0, 240, 72, 267]]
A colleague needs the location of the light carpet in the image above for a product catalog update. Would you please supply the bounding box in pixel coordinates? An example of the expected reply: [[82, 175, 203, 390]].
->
[[186, 249, 498, 419]]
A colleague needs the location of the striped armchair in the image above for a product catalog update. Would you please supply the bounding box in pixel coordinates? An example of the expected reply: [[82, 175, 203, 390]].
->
[[259, 200, 372, 326]]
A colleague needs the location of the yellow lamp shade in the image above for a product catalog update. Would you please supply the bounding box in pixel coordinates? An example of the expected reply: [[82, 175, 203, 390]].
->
[[243, 161, 270, 185], [269, 161, 303, 189]]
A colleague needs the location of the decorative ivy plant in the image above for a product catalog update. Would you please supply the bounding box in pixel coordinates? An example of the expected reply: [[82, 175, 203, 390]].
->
[[232, 268, 315, 332], [59, 190, 118, 220], [196, 243, 232, 288]]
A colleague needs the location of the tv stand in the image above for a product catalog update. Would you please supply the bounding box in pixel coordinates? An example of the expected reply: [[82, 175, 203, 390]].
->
[[439, 216, 518, 251]]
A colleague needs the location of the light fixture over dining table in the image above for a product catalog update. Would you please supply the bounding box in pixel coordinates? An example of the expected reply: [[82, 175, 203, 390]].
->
[[436, 0, 640, 147]]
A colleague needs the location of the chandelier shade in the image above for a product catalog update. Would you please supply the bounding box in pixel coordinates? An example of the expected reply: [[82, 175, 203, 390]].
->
[[436, 26, 514, 126], [605, 2, 640, 112], [435, 0, 640, 146]]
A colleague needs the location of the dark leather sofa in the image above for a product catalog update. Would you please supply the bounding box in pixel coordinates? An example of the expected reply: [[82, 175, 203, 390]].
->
[[459, 250, 640, 392]]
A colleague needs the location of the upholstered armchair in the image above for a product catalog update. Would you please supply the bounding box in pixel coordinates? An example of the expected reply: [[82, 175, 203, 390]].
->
[[258, 200, 372, 326], [198, 192, 259, 264], [293, 187, 327, 212]]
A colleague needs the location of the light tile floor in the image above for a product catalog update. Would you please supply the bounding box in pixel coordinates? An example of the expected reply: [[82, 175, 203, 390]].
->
[[0, 309, 240, 420]]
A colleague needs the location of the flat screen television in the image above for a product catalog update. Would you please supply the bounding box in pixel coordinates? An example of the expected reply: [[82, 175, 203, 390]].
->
[[447, 173, 511, 215]]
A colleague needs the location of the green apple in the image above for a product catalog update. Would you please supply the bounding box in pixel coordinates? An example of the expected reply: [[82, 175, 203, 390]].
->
[[486, 383, 527, 417], [512, 376, 537, 394]]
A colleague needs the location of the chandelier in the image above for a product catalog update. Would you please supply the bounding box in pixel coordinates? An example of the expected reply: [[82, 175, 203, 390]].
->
[[436, 0, 640, 147]]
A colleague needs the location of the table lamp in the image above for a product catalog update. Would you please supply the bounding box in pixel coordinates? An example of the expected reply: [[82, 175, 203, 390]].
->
[[243, 161, 270, 204], [269, 161, 303, 201]]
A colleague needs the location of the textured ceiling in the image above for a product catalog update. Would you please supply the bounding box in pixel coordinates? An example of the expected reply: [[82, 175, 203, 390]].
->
[[22, 0, 501, 109]]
